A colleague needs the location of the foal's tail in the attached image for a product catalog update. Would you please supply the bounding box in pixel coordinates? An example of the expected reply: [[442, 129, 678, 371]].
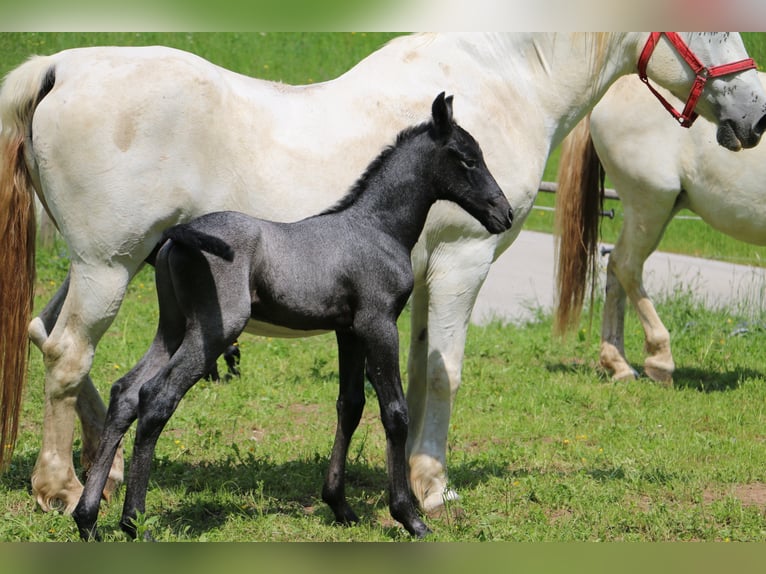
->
[[0, 56, 56, 470], [553, 114, 604, 335], [162, 225, 235, 262]]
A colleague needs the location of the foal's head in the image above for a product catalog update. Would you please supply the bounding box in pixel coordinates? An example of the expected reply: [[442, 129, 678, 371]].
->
[[429, 93, 513, 234]]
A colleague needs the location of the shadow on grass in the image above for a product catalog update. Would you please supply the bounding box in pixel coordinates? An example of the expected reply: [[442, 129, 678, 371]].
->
[[544, 360, 609, 380], [545, 359, 765, 394], [136, 450, 395, 539], [3, 440, 694, 540], [670, 366, 765, 392], [1, 446, 396, 540]]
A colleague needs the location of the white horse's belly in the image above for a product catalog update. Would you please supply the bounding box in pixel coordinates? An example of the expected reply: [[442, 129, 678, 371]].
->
[[243, 320, 329, 339]]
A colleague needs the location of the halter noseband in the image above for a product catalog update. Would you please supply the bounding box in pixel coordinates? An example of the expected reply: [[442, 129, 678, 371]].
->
[[637, 32, 757, 128]]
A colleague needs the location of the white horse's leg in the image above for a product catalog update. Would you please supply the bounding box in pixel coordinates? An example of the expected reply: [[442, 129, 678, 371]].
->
[[406, 234, 495, 512], [600, 254, 638, 381], [31, 263, 131, 513], [406, 278, 428, 462], [27, 273, 124, 502], [607, 202, 677, 384]]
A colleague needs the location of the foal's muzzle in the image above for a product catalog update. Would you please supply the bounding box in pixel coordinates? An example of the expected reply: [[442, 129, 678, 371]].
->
[[483, 203, 514, 235]]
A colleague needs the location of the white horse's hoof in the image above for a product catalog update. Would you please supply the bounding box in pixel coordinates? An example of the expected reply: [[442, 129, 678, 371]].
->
[[422, 488, 460, 513], [611, 367, 639, 382], [443, 488, 459, 503]]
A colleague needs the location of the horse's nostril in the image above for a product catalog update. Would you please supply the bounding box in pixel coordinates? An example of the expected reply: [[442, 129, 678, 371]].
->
[[754, 113, 766, 139]]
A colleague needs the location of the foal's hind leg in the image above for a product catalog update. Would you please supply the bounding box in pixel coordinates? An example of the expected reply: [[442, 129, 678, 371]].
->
[[31, 263, 132, 513], [120, 248, 251, 539], [321, 331, 366, 525], [119, 329, 227, 539], [74, 267, 188, 540], [72, 343, 171, 540]]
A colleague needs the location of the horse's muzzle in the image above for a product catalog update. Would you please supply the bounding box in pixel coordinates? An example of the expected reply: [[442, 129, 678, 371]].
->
[[483, 205, 513, 235], [717, 114, 766, 151]]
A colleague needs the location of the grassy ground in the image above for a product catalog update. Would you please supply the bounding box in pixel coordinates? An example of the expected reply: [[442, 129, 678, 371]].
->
[[0, 32, 404, 81], [3, 33, 766, 543], [4, 244, 766, 541]]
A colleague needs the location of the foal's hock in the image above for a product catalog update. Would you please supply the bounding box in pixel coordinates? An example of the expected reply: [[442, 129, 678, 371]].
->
[[72, 92, 512, 541]]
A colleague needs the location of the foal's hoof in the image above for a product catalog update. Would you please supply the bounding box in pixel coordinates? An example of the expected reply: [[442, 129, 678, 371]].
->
[[77, 527, 102, 542], [407, 519, 432, 539], [323, 493, 360, 526], [72, 512, 102, 542], [334, 506, 360, 526]]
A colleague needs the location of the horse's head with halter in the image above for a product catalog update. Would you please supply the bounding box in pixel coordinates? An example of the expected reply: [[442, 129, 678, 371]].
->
[[637, 32, 763, 149]]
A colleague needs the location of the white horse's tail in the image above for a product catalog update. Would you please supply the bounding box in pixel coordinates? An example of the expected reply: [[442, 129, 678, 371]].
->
[[0, 55, 56, 470], [553, 114, 604, 336]]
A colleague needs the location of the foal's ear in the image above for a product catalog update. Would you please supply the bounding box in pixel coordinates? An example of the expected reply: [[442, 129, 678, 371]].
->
[[431, 92, 454, 139]]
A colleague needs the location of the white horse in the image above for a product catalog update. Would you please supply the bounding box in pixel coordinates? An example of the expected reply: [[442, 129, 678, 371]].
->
[[1, 33, 765, 515], [556, 71, 766, 384]]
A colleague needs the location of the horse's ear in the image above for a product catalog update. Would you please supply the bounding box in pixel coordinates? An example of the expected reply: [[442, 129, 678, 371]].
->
[[431, 92, 454, 139]]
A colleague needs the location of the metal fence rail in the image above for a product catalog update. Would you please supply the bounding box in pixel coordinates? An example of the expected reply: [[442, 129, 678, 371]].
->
[[537, 181, 702, 221]]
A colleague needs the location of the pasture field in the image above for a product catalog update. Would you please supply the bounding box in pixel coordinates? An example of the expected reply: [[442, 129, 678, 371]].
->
[[2, 33, 766, 542], [3, 242, 766, 541]]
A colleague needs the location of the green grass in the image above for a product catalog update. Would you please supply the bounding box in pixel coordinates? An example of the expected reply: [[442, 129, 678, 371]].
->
[[0, 32, 404, 83], [5, 243, 766, 541], [4, 32, 766, 543]]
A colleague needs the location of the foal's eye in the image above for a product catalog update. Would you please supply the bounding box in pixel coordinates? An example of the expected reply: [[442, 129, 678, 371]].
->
[[461, 157, 477, 170]]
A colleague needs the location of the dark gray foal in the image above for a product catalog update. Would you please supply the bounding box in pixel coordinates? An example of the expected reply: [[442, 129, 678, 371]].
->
[[72, 93, 513, 540]]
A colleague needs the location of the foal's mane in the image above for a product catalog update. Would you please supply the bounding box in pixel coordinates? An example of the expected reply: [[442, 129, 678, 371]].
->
[[317, 120, 434, 216]]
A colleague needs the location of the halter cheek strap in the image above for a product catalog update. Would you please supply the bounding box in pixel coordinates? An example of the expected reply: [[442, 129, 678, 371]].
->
[[637, 32, 757, 128]]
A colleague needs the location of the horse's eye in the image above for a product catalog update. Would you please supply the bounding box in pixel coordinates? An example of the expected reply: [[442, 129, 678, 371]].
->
[[461, 157, 477, 170]]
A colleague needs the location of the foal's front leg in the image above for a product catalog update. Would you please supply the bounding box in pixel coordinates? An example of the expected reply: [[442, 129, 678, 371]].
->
[[321, 331, 366, 525], [363, 319, 430, 538]]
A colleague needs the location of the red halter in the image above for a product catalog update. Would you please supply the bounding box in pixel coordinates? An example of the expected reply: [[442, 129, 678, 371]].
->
[[637, 32, 757, 128]]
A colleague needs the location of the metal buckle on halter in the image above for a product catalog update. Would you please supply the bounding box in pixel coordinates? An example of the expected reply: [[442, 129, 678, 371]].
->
[[637, 32, 757, 128]]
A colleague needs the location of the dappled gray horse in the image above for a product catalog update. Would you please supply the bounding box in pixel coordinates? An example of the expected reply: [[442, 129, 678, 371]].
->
[[72, 93, 513, 540]]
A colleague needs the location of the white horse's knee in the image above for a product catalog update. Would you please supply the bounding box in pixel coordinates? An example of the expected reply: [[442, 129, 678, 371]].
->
[[426, 351, 463, 399], [41, 333, 94, 397]]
